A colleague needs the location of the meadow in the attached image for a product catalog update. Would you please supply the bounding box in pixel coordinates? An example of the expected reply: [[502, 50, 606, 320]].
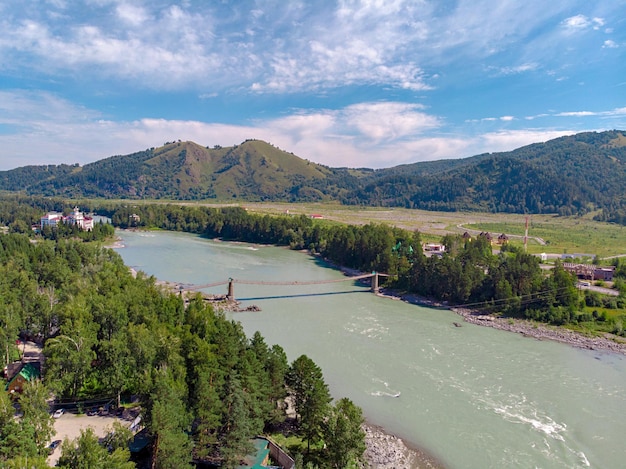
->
[[231, 203, 626, 260]]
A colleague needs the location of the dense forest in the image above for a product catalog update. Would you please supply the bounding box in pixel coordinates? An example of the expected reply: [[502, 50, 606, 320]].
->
[[0, 210, 366, 467], [1, 131, 625, 223], [346, 131, 626, 216]]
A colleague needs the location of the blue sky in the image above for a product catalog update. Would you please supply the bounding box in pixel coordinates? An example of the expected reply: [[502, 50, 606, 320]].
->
[[0, 0, 624, 171]]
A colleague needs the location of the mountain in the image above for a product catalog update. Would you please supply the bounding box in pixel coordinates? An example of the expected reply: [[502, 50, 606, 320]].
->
[[0, 140, 360, 201], [345, 130, 626, 215], [1, 130, 625, 218]]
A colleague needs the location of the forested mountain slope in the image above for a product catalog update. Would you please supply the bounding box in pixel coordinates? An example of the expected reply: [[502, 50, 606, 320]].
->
[[1, 130, 625, 218], [0, 140, 358, 201], [345, 130, 626, 215]]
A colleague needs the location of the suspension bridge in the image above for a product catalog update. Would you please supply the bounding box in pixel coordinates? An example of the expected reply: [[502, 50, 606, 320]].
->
[[183, 272, 388, 301]]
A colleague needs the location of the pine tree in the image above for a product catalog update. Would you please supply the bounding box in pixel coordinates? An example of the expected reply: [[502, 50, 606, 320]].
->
[[287, 355, 332, 453], [322, 398, 366, 469]]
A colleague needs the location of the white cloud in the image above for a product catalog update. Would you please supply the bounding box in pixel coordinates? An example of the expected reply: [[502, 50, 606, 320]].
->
[[473, 129, 577, 154], [342, 102, 440, 141], [603, 40, 618, 48], [497, 63, 538, 75], [3, 89, 622, 171], [555, 111, 596, 117], [115, 4, 149, 26], [561, 14, 605, 32]]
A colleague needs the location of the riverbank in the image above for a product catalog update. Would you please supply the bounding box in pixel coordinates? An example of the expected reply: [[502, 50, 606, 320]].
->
[[453, 307, 626, 355], [363, 423, 444, 469], [377, 288, 626, 356]]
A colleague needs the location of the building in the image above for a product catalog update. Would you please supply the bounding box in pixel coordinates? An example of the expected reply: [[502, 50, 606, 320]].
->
[[423, 243, 445, 253], [478, 232, 493, 244], [40, 207, 94, 231], [40, 212, 63, 229], [66, 207, 94, 230], [5, 363, 40, 396], [129, 213, 141, 226], [562, 263, 615, 281]]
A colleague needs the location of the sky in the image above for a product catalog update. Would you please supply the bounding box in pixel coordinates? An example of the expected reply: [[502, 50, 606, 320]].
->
[[0, 1, 625, 171]]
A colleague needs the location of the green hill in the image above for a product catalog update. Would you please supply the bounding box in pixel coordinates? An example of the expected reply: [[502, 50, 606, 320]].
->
[[1, 131, 625, 221], [346, 130, 626, 215], [2, 140, 356, 201]]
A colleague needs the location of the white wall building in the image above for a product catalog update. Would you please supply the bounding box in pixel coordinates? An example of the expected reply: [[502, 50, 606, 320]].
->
[[40, 207, 94, 231]]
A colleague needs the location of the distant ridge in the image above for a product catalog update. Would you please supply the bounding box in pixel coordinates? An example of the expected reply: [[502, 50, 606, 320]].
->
[[1, 131, 625, 219]]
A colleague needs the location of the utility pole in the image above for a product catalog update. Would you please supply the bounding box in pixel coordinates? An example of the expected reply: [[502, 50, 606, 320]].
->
[[524, 216, 529, 252]]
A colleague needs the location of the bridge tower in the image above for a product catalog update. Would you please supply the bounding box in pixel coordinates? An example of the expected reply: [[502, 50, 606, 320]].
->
[[371, 272, 379, 293], [227, 278, 235, 301]]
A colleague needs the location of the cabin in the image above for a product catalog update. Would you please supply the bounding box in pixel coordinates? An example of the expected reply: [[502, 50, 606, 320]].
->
[[497, 233, 509, 245], [5, 363, 40, 396], [478, 232, 493, 244]]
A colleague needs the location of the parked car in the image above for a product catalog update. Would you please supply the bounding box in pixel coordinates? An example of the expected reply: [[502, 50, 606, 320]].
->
[[48, 439, 61, 454], [52, 408, 64, 418]]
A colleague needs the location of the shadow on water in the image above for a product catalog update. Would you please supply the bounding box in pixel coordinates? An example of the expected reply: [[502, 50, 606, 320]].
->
[[237, 289, 369, 302]]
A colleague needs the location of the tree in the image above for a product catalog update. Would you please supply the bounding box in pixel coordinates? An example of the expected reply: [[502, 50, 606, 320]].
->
[[220, 372, 254, 468], [3, 455, 50, 468], [146, 369, 193, 469], [57, 427, 134, 469], [322, 398, 366, 469], [287, 355, 332, 453], [44, 312, 98, 398], [19, 380, 54, 456], [102, 420, 133, 452]]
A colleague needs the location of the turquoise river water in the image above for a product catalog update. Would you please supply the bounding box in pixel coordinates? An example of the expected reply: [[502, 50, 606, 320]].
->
[[114, 230, 626, 469]]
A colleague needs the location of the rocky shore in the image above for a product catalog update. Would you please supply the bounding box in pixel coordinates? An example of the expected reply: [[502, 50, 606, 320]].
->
[[363, 424, 444, 469], [453, 307, 626, 355], [376, 288, 626, 356]]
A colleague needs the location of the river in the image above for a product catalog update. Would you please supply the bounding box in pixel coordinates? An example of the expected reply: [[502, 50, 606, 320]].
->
[[114, 230, 626, 469]]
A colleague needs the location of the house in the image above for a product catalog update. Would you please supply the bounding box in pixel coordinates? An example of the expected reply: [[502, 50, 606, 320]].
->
[[310, 214, 324, 219], [5, 363, 40, 395], [497, 233, 509, 245], [129, 213, 141, 226], [478, 232, 493, 244], [423, 243, 445, 253]]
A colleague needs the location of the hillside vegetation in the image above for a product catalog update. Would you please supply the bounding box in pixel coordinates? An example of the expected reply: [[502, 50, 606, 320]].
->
[[1, 131, 626, 223]]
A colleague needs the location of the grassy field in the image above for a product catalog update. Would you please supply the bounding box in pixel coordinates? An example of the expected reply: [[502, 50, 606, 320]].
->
[[232, 203, 626, 259]]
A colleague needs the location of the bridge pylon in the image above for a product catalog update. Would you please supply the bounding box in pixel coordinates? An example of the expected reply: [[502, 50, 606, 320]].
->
[[227, 278, 235, 301], [371, 272, 379, 293]]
